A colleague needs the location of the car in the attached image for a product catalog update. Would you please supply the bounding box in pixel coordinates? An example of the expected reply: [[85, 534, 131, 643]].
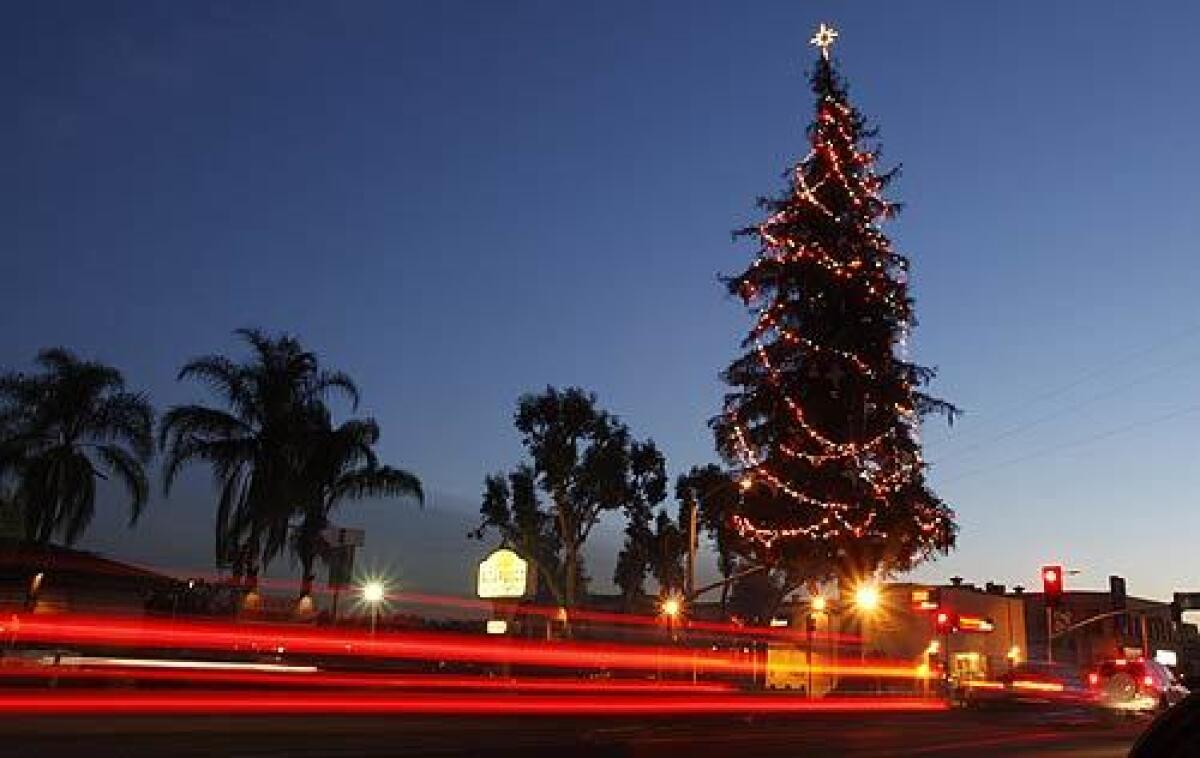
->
[[1089, 658, 1190, 714], [959, 661, 1098, 709]]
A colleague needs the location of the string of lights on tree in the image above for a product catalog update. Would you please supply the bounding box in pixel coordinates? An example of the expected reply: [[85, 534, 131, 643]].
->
[[714, 23, 956, 566]]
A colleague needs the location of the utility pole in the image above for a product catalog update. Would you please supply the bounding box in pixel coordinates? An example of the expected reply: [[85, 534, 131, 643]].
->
[[805, 613, 815, 698], [1140, 614, 1150, 659], [1046, 605, 1053, 663], [685, 499, 698, 598]]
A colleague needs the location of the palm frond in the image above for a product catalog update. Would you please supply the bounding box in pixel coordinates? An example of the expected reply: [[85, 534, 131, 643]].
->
[[94, 444, 150, 526], [332, 465, 424, 504]]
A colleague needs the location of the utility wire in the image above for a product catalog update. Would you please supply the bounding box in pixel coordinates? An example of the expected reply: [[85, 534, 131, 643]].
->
[[936, 402, 1200, 485], [932, 349, 1200, 466], [925, 321, 1200, 450]]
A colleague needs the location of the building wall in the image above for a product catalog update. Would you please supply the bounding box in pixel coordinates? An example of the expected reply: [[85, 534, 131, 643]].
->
[[861, 583, 1026, 681], [1023, 589, 1192, 671], [764, 581, 1027, 692]]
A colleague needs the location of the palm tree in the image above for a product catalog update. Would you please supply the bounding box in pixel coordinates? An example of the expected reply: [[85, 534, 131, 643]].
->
[[160, 328, 357, 585], [0, 348, 153, 545], [291, 414, 423, 599]]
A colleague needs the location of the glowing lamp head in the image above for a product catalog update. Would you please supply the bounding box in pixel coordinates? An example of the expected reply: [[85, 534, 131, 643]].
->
[[738, 476, 754, 492], [360, 580, 386, 605], [660, 595, 683, 619], [810, 595, 828, 613], [854, 583, 881, 613]]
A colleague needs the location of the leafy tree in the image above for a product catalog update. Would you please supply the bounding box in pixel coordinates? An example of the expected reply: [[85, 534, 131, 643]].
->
[[613, 510, 652, 605], [474, 387, 666, 608], [727, 566, 804, 626], [160, 328, 358, 583], [613, 503, 687, 605], [0, 348, 153, 545], [713, 38, 957, 581], [647, 508, 687, 595], [291, 413, 423, 598], [470, 466, 565, 604]]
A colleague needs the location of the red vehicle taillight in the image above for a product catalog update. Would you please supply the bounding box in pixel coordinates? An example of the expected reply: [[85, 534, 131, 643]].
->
[[1087, 672, 1099, 687]]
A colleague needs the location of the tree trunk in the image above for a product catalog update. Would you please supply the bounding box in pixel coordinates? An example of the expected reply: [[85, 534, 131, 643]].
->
[[564, 546, 577, 608]]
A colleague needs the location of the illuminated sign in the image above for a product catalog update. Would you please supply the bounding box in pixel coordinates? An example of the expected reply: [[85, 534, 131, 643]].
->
[[958, 615, 996, 633], [911, 588, 940, 610], [476, 548, 529, 599], [1155, 649, 1178, 667]]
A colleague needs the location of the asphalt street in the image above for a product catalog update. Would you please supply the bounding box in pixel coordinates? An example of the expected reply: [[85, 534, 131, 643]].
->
[[1, 709, 1148, 757]]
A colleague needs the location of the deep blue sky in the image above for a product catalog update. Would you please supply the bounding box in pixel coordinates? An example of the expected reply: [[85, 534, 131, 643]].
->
[[5, 1, 1199, 602]]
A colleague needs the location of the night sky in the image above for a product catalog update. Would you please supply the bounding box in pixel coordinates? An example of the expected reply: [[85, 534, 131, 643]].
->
[[5, 1, 1199, 602]]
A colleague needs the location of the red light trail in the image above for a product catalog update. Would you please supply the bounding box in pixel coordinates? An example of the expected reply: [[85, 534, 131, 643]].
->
[[1, 613, 917, 680], [0, 690, 947, 716], [0, 662, 736, 694], [90, 563, 860, 645]]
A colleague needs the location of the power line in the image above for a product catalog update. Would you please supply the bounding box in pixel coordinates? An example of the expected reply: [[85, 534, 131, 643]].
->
[[932, 350, 1200, 466], [936, 403, 1200, 485], [925, 321, 1200, 450]]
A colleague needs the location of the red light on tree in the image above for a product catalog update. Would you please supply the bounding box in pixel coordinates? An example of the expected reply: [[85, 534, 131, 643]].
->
[[1041, 565, 1064, 605]]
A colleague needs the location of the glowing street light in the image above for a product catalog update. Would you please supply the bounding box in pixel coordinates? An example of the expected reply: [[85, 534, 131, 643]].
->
[[854, 583, 881, 614], [853, 582, 882, 672], [361, 580, 386, 605], [660, 594, 683, 620], [359, 579, 387, 635]]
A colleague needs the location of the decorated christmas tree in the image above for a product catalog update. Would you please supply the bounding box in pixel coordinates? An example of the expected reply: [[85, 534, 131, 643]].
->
[[714, 25, 957, 578]]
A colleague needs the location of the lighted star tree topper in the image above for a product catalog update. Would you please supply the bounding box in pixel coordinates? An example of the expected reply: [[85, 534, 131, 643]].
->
[[712, 24, 958, 575]]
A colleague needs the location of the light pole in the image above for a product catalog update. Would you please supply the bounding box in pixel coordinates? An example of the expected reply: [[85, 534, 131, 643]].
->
[[807, 595, 827, 698], [854, 582, 881, 693], [660, 594, 683, 640], [853, 582, 880, 662], [360, 580, 386, 636], [659, 593, 686, 681]]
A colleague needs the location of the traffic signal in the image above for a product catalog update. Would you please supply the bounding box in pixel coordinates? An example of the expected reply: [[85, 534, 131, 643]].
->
[[933, 610, 959, 635], [1042, 565, 1064, 606]]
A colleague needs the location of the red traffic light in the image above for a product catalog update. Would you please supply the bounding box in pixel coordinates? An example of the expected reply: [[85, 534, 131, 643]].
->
[[1042, 564, 1064, 605], [1042, 565, 1062, 589]]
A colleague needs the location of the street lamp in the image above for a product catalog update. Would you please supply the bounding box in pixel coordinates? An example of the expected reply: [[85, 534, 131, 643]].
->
[[853, 583, 881, 614], [360, 579, 386, 635], [806, 594, 829, 698], [659, 592, 688, 681], [660, 595, 682, 620], [853, 582, 882, 687]]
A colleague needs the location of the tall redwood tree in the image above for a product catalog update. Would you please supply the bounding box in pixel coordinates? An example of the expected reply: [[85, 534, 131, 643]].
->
[[713, 26, 957, 579]]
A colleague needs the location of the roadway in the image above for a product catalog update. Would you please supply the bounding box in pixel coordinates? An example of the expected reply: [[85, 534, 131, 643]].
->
[[1, 709, 1147, 756]]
